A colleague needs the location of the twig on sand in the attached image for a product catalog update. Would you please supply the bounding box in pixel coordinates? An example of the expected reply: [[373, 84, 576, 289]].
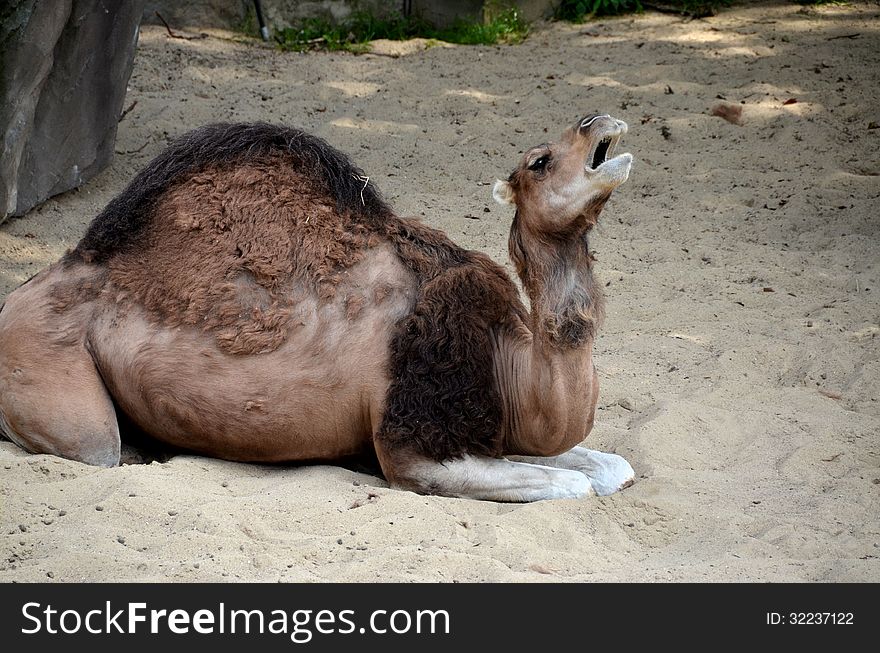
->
[[826, 33, 860, 41], [115, 139, 151, 155], [118, 101, 137, 123], [155, 11, 207, 40]]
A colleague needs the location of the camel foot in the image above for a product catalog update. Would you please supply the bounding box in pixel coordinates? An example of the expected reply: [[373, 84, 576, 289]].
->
[[571, 448, 635, 496], [376, 444, 594, 502], [509, 445, 635, 496]]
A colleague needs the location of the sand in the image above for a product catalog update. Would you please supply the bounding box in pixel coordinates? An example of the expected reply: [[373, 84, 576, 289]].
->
[[1, 1, 878, 582]]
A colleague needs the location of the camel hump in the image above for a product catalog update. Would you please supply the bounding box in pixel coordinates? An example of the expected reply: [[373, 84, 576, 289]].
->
[[69, 122, 392, 264]]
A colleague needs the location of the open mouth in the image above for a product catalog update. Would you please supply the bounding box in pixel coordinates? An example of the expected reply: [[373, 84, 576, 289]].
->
[[586, 127, 627, 172], [591, 136, 613, 170]]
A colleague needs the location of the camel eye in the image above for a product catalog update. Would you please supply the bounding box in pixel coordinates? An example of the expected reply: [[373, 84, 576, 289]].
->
[[529, 155, 550, 172]]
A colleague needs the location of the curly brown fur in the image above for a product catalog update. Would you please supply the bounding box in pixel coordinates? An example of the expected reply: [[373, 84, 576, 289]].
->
[[101, 154, 380, 354]]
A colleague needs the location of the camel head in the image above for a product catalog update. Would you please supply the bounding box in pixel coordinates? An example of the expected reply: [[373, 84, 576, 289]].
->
[[493, 114, 632, 234]]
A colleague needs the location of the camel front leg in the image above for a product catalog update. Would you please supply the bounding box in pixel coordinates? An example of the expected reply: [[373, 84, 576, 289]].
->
[[374, 439, 593, 502], [508, 446, 635, 496]]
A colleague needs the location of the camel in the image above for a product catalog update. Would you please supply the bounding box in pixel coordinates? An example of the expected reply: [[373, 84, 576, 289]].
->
[[0, 114, 635, 502]]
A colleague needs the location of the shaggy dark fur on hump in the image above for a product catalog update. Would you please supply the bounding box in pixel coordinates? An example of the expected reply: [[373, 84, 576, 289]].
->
[[69, 122, 391, 262]]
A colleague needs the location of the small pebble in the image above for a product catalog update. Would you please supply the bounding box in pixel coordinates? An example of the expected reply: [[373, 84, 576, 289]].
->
[[710, 101, 743, 125], [95, 505, 104, 511]]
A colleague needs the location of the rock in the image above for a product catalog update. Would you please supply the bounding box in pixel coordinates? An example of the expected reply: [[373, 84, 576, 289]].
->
[[141, 0, 388, 34], [142, 1, 554, 37], [710, 101, 743, 126], [0, 0, 144, 223], [141, 0, 249, 31]]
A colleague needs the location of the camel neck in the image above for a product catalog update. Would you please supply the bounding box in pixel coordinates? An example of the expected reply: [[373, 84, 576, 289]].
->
[[496, 218, 603, 457], [508, 214, 604, 350]]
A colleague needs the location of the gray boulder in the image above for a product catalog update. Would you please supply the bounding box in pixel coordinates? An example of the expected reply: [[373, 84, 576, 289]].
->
[[1, 0, 144, 223]]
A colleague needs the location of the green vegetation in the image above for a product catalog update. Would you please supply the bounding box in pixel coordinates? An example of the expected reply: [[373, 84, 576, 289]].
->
[[275, 8, 529, 53], [554, 0, 730, 19], [435, 7, 529, 45]]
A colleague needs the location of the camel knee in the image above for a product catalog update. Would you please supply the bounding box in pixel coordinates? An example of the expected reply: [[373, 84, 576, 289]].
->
[[372, 439, 427, 493], [63, 435, 121, 467], [0, 406, 120, 467], [52, 439, 120, 467]]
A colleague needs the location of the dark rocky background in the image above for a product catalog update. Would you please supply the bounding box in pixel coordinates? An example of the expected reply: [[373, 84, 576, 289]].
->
[[0, 0, 144, 223]]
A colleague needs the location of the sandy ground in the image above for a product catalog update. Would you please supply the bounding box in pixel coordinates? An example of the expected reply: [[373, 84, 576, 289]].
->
[[1, 1, 878, 582]]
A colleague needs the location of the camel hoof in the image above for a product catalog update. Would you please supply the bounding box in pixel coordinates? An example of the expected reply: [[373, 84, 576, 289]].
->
[[551, 469, 594, 500], [580, 450, 635, 496]]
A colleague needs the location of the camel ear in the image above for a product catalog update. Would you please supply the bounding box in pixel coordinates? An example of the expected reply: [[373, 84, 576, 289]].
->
[[492, 179, 515, 205]]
